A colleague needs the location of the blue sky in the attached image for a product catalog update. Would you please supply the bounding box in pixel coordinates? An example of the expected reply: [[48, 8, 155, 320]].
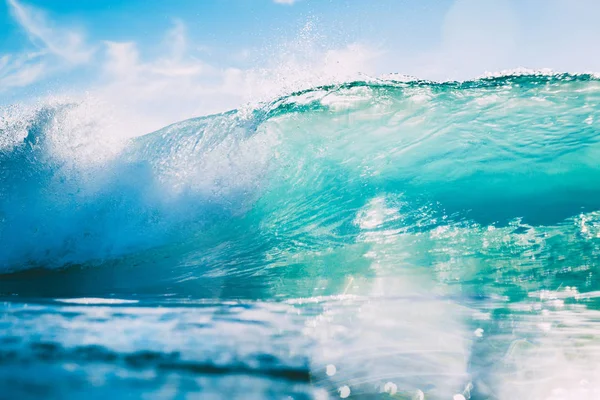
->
[[2, 0, 600, 131]]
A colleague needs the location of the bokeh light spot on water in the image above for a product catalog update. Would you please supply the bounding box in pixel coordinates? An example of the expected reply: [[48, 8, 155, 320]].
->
[[338, 385, 351, 398], [383, 381, 397, 395], [326, 364, 337, 376]]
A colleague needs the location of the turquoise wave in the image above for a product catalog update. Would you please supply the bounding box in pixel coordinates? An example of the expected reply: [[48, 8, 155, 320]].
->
[[1, 73, 600, 297], [2, 73, 600, 399]]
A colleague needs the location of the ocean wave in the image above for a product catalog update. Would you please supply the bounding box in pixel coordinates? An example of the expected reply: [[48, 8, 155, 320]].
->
[[2, 73, 600, 399], [1, 74, 599, 290]]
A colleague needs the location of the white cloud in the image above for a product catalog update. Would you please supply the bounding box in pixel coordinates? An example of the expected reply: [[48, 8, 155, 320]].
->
[[1, 0, 96, 91], [2, 2, 379, 132], [91, 21, 380, 136], [7, 0, 93, 64], [0, 52, 46, 89], [163, 19, 187, 60]]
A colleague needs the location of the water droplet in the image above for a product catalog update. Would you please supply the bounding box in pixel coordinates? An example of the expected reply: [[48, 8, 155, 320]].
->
[[453, 395, 466, 400], [538, 322, 552, 332], [474, 328, 484, 337], [326, 364, 337, 376], [383, 382, 397, 395], [339, 385, 351, 398]]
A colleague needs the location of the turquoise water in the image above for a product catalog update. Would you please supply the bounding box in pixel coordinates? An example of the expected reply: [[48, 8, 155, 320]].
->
[[1, 74, 600, 399]]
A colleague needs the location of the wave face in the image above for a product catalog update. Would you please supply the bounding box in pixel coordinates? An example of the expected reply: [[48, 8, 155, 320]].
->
[[2, 74, 600, 399]]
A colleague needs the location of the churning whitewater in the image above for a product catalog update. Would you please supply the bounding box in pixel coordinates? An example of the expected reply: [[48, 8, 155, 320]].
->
[[1, 73, 600, 399]]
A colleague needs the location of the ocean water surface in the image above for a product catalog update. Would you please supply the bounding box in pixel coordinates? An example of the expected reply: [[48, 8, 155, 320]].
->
[[1, 74, 600, 399]]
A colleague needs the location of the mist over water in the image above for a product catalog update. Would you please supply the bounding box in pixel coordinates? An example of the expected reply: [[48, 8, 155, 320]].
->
[[1, 73, 600, 399]]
